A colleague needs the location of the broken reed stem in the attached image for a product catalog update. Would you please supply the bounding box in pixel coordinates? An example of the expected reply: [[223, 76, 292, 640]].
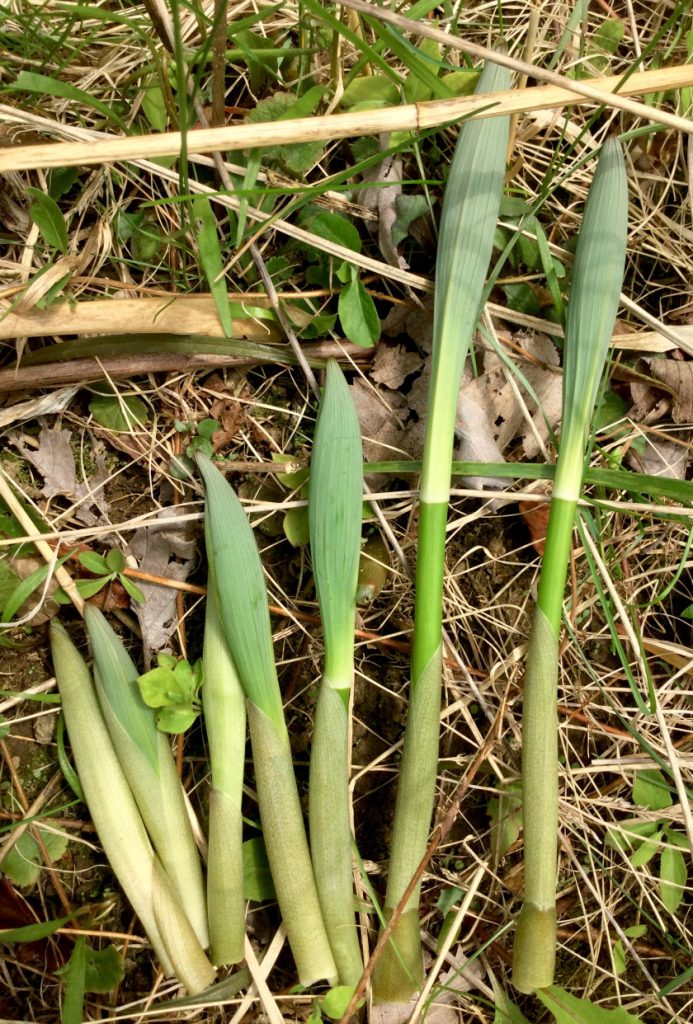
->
[[1, 64, 693, 172], [0, 296, 282, 341]]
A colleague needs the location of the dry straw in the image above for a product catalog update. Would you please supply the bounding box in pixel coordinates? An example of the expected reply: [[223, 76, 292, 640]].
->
[[1, 65, 693, 173]]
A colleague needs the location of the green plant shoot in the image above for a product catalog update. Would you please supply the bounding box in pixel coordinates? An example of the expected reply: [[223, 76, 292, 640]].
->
[[511, 138, 628, 993], [372, 59, 511, 1003], [196, 451, 338, 986], [49, 620, 214, 994], [84, 605, 209, 951], [308, 360, 364, 986]]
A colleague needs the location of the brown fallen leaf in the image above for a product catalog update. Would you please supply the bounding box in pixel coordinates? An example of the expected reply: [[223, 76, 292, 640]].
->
[[371, 340, 423, 391], [128, 507, 197, 664], [629, 357, 693, 425], [10, 424, 77, 499], [627, 435, 690, 479], [518, 498, 551, 556]]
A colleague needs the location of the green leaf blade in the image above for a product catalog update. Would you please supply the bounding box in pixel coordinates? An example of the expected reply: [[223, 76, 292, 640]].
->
[[309, 360, 363, 685], [196, 453, 284, 729], [193, 196, 233, 338], [338, 275, 379, 349], [26, 188, 68, 253]]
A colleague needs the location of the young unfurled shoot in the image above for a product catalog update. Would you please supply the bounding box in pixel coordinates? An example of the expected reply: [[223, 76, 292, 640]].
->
[[50, 620, 214, 994], [308, 360, 364, 986], [197, 451, 338, 986], [511, 138, 628, 993], [372, 59, 510, 1003], [84, 605, 209, 950]]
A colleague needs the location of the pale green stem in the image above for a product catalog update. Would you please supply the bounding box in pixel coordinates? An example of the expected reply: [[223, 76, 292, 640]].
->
[[248, 703, 338, 986], [203, 584, 246, 967], [373, 503, 446, 1002], [512, 477, 578, 992], [309, 683, 363, 987]]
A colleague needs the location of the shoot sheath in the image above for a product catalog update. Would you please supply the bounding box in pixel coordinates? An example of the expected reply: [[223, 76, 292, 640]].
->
[[202, 583, 246, 966]]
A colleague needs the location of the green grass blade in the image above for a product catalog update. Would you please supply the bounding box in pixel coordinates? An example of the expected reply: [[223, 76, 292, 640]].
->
[[193, 196, 233, 337], [197, 452, 338, 986], [308, 360, 364, 985], [85, 606, 209, 950], [373, 58, 510, 1003], [202, 582, 246, 967]]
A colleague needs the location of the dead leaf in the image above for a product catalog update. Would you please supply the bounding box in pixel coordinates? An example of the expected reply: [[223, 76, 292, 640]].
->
[[518, 499, 550, 555], [127, 508, 196, 663], [630, 357, 693, 425], [382, 299, 434, 353], [360, 141, 408, 271], [10, 425, 77, 499], [33, 713, 56, 745], [371, 341, 423, 391], [454, 378, 507, 506], [627, 436, 690, 479]]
